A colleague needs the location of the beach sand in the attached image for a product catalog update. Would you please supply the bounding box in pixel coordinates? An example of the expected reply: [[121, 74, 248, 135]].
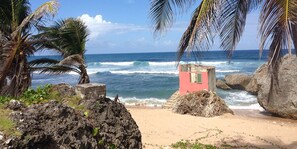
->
[[127, 107, 297, 149]]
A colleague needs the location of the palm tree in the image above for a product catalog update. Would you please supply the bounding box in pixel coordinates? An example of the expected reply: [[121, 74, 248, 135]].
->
[[30, 18, 90, 84], [149, 0, 297, 73], [0, 0, 58, 96]]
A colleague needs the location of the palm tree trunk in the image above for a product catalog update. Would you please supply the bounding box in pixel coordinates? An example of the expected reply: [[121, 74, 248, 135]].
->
[[0, 52, 31, 97], [78, 65, 90, 84]]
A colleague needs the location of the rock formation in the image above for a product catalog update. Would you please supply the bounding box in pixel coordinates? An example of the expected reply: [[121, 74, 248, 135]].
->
[[169, 90, 233, 117], [216, 79, 231, 90], [225, 73, 252, 90], [257, 55, 297, 119], [1, 83, 142, 148], [51, 83, 76, 97]]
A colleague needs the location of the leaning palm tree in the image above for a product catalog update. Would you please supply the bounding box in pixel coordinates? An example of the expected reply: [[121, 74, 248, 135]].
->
[[0, 0, 58, 96], [150, 0, 297, 74], [30, 18, 90, 84]]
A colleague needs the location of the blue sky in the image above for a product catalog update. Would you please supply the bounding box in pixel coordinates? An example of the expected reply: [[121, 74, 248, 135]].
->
[[30, 0, 260, 54]]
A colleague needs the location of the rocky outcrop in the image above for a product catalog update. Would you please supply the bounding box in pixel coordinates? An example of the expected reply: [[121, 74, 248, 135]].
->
[[82, 98, 142, 149], [75, 83, 106, 100], [1, 83, 142, 148], [216, 79, 231, 90], [257, 55, 297, 119], [225, 74, 252, 90], [51, 83, 75, 97], [171, 90, 233, 117], [5, 101, 99, 149]]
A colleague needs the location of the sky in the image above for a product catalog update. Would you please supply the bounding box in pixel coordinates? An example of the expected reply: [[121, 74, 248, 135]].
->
[[30, 0, 260, 54]]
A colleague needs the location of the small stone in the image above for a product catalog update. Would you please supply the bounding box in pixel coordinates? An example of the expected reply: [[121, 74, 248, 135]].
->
[[0, 131, 3, 140], [7, 100, 24, 111], [5, 138, 12, 144]]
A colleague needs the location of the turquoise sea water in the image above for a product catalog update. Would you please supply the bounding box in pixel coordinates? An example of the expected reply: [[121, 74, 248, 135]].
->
[[30, 50, 269, 109]]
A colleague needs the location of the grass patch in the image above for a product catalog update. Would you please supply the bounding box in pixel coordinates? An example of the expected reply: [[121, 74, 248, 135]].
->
[[171, 140, 217, 149], [64, 95, 86, 111], [0, 105, 21, 137]]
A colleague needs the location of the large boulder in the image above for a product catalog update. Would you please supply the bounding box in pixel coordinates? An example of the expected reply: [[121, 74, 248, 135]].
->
[[216, 79, 231, 90], [171, 90, 233, 117], [257, 55, 297, 119], [225, 74, 252, 90], [245, 64, 269, 95]]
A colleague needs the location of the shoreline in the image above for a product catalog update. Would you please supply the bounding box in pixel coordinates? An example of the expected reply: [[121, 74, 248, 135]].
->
[[126, 107, 297, 148]]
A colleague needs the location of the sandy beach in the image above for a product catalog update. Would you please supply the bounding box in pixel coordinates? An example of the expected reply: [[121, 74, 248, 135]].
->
[[127, 107, 297, 149]]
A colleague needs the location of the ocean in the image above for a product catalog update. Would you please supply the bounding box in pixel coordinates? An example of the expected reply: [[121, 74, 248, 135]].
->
[[30, 50, 269, 109]]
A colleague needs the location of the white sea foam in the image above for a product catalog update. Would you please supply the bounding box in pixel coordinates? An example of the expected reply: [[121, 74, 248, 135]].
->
[[149, 62, 176, 66], [216, 70, 240, 73], [107, 96, 167, 107], [100, 62, 134, 66], [229, 104, 265, 111], [109, 70, 178, 75]]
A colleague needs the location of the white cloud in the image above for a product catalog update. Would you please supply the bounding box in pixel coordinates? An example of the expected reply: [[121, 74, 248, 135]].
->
[[78, 14, 146, 39]]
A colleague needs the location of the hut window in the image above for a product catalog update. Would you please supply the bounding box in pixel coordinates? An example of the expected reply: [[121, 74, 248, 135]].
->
[[190, 73, 202, 83], [197, 73, 202, 83]]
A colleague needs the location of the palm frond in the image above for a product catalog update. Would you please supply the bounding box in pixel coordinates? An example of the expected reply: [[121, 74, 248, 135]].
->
[[219, 0, 262, 59], [177, 0, 222, 62], [259, 0, 297, 69], [29, 58, 59, 66], [11, 0, 59, 38], [58, 54, 84, 66], [36, 18, 88, 57], [149, 0, 196, 34], [34, 65, 80, 75]]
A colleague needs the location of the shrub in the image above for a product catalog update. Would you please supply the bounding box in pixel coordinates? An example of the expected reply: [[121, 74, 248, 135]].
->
[[0, 96, 13, 104], [20, 84, 60, 105]]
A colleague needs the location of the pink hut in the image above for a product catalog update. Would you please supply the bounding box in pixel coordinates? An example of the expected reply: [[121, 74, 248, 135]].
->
[[179, 64, 216, 95]]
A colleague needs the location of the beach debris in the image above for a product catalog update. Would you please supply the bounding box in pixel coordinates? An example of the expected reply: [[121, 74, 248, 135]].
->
[[169, 90, 233, 117]]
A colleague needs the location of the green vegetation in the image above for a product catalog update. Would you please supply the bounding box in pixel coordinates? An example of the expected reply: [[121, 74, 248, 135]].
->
[[92, 127, 99, 137], [0, 105, 21, 137], [0, 96, 13, 104], [171, 140, 216, 149], [64, 95, 86, 111], [19, 84, 60, 105]]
